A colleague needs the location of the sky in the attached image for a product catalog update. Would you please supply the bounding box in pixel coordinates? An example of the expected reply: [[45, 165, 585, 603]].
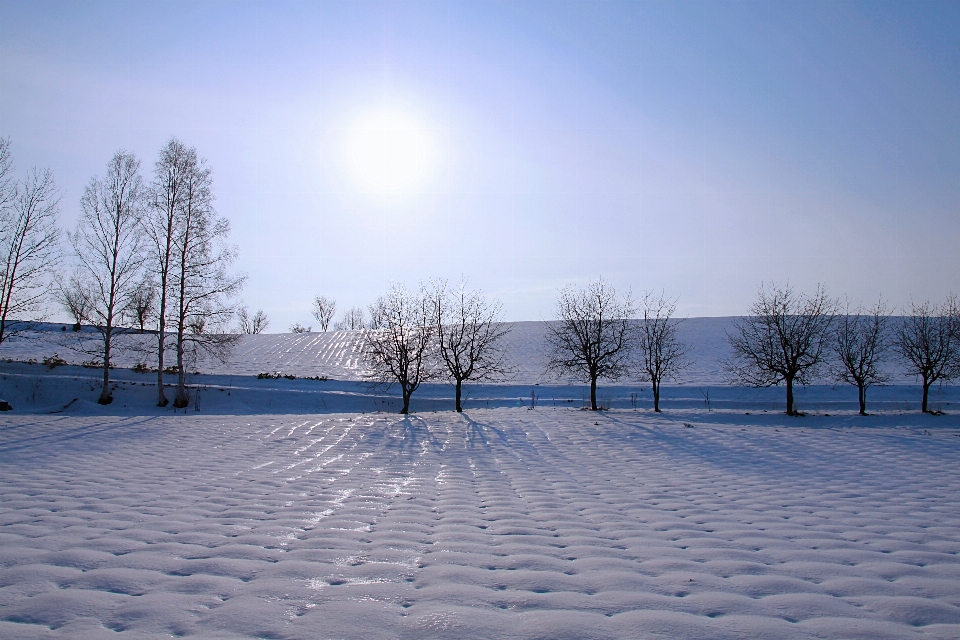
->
[[1, 0, 958, 330]]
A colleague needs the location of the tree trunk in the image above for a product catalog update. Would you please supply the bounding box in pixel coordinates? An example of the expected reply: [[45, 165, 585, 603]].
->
[[652, 378, 661, 412], [785, 375, 795, 416], [400, 384, 411, 414], [922, 378, 930, 413], [156, 307, 168, 406], [455, 380, 463, 412], [173, 327, 188, 408], [590, 375, 598, 411], [98, 328, 112, 405], [858, 382, 867, 416]]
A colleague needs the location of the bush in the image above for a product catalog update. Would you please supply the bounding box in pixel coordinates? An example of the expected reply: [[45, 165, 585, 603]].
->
[[132, 362, 150, 373], [43, 354, 68, 369]]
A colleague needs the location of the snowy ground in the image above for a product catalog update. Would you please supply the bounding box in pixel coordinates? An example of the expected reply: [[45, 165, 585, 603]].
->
[[2, 326, 960, 638], [2, 403, 960, 639]]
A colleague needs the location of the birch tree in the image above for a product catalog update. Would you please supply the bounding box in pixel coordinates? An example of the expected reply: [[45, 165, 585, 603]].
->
[[146, 138, 194, 406], [0, 165, 61, 344], [69, 151, 146, 404], [167, 153, 244, 407]]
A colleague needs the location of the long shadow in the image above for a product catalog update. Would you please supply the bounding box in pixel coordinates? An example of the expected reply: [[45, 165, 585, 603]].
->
[[460, 413, 513, 452], [598, 410, 959, 482], [379, 414, 443, 456], [0, 415, 162, 458]]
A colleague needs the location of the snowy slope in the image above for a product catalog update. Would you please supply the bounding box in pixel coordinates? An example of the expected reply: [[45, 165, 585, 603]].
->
[[0, 317, 799, 385], [1, 409, 959, 638]]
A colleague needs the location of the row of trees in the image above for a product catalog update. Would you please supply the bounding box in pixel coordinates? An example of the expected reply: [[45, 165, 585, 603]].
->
[[728, 284, 959, 415], [0, 138, 245, 407], [361, 280, 511, 413], [360, 278, 960, 416], [357, 279, 688, 414]]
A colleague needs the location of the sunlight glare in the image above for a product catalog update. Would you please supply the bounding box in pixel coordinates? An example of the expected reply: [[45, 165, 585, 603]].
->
[[344, 109, 437, 202]]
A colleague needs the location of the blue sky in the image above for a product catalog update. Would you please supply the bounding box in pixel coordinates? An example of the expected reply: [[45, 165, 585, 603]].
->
[[2, 0, 958, 328]]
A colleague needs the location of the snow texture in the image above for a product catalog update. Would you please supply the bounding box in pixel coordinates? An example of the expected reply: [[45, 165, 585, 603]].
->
[[2, 407, 960, 639], [1, 323, 959, 638]]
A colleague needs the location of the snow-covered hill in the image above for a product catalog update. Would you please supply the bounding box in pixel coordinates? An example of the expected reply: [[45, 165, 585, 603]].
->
[[1, 317, 919, 385]]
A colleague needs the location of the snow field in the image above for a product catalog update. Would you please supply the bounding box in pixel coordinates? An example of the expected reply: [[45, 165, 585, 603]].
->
[[0, 318, 773, 385], [1, 409, 959, 638]]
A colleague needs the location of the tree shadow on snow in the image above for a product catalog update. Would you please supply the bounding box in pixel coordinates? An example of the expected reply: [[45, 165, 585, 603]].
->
[[596, 412, 906, 482], [382, 415, 443, 455]]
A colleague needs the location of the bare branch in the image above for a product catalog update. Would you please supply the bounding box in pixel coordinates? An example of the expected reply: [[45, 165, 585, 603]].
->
[[430, 278, 514, 411], [237, 305, 270, 334], [832, 298, 890, 415], [895, 295, 960, 413], [635, 291, 687, 412], [726, 282, 836, 416], [333, 306, 366, 331], [164, 148, 246, 407], [545, 278, 634, 411], [312, 295, 336, 331], [68, 150, 146, 404], [362, 283, 436, 414], [0, 165, 61, 344]]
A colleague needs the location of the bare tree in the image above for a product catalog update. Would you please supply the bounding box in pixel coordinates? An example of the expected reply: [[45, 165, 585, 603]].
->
[[363, 283, 435, 414], [0, 165, 61, 345], [895, 296, 960, 414], [251, 309, 269, 334], [166, 151, 244, 407], [57, 276, 90, 331], [312, 295, 336, 331], [545, 278, 634, 411], [124, 279, 156, 332], [367, 301, 386, 329], [727, 283, 836, 416], [832, 299, 890, 415], [635, 291, 687, 412], [0, 139, 13, 211], [69, 151, 146, 404], [334, 306, 366, 331], [237, 305, 269, 334], [146, 138, 194, 406], [431, 279, 513, 412]]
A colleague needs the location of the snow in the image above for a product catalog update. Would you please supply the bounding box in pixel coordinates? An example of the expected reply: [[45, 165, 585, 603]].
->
[[2, 318, 919, 386], [1, 326, 959, 638], [0, 318, 758, 384], [2, 405, 960, 638]]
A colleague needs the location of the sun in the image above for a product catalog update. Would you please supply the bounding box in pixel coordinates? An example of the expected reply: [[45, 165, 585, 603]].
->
[[344, 109, 437, 202]]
